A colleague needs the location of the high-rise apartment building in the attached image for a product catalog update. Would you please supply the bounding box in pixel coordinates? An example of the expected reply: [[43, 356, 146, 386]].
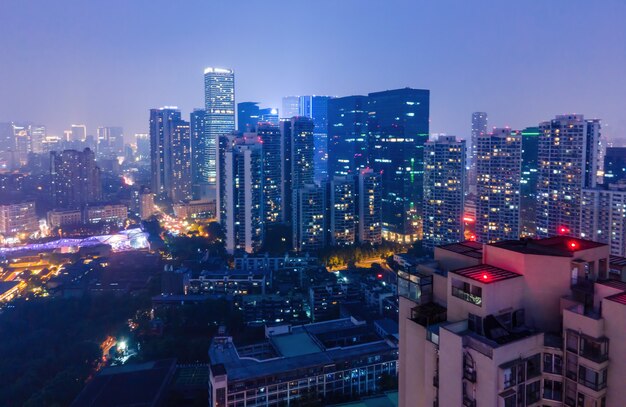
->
[[0, 201, 38, 239], [50, 148, 102, 208], [475, 128, 522, 243], [135, 133, 150, 162], [204, 67, 235, 192], [299, 95, 332, 184], [221, 134, 264, 254], [358, 168, 382, 244], [399, 236, 625, 407], [293, 183, 326, 251], [367, 88, 430, 242], [190, 108, 208, 198], [287, 117, 315, 230], [519, 127, 540, 237], [329, 176, 356, 246], [149, 107, 191, 202], [581, 182, 626, 256], [281, 96, 300, 119], [537, 115, 601, 238], [423, 136, 466, 250], [469, 112, 488, 192], [327, 95, 369, 177], [257, 123, 282, 224]]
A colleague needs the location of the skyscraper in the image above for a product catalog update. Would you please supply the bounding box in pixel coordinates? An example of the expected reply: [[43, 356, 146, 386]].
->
[[149, 107, 192, 201], [422, 135, 466, 249], [358, 168, 382, 244], [51, 148, 102, 208], [30, 124, 46, 154], [299, 95, 332, 183], [281, 96, 300, 119], [367, 88, 430, 242], [96, 127, 124, 158], [327, 95, 368, 178], [475, 128, 522, 243], [257, 123, 282, 224], [237, 102, 260, 132], [204, 67, 235, 193], [70, 124, 87, 142], [469, 112, 488, 193], [519, 127, 540, 237], [221, 134, 264, 254], [170, 120, 192, 202], [581, 182, 626, 256], [294, 183, 326, 251], [288, 117, 315, 230], [536, 114, 601, 238], [135, 133, 150, 162], [603, 147, 626, 184], [329, 176, 356, 246], [190, 109, 208, 198]]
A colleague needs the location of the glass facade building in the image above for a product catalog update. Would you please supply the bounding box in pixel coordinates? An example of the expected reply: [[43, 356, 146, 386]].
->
[[299, 95, 332, 184], [327, 95, 369, 178]]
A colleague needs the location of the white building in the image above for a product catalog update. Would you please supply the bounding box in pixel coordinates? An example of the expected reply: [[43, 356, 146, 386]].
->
[[581, 182, 626, 256]]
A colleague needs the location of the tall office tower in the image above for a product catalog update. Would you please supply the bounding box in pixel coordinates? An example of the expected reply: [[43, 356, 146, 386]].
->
[[135, 133, 150, 162], [221, 134, 263, 254], [367, 88, 430, 242], [29, 125, 46, 154], [237, 102, 260, 132], [12, 123, 31, 166], [149, 107, 189, 201], [190, 108, 208, 198], [469, 112, 488, 193], [50, 148, 102, 208], [423, 136, 466, 249], [216, 132, 239, 224], [299, 95, 332, 183], [536, 115, 601, 238], [329, 176, 356, 246], [70, 124, 87, 142], [170, 120, 192, 202], [289, 117, 315, 235], [603, 147, 626, 184], [475, 128, 522, 243], [257, 123, 282, 224], [258, 107, 279, 125], [279, 120, 293, 224], [358, 168, 382, 244], [581, 183, 626, 256], [399, 236, 626, 407], [204, 67, 235, 193], [96, 127, 124, 158], [281, 96, 300, 119], [327, 95, 368, 177], [294, 183, 326, 251], [519, 127, 540, 237]]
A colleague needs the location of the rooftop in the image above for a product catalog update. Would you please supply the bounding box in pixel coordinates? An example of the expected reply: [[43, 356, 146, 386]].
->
[[0, 281, 20, 297], [606, 292, 626, 306], [609, 255, 626, 267], [437, 241, 483, 259], [490, 236, 606, 257], [71, 359, 176, 407], [270, 332, 322, 357], [450, 264, 521, 284]]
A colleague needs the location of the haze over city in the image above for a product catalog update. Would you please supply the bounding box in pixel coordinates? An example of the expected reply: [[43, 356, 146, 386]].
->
[[1, 0, 625, 140]]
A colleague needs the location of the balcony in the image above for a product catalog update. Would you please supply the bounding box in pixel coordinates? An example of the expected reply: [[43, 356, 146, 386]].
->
[[411, 302, 447, 327], [578, 377, 607, 392], [452, 286, 482, 306]]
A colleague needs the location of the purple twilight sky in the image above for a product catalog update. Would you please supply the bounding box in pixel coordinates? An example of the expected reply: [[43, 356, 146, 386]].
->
[[0, 0, 625, 141]]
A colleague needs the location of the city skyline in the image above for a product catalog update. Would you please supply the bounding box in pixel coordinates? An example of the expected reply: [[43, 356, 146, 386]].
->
[[1, 1, 625, 141]]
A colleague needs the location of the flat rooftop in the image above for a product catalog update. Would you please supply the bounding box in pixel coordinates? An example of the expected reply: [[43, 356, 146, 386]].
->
[[606, 292, 626, 306], [71, 359, 176, 407], [438, 241, 483, 259], [270, 331, 322, 357], [490, 236, 606, 257], [450, 264, 521, 284], [0, 281, 20, 296], [609, 255, 626, 267]]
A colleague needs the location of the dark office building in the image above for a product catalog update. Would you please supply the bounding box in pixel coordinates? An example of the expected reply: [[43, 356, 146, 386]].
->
[[327, 95, 369, 178], [190, 108, 208, 198], [367, 88, 430, 242], [237, 102, 260, 132], [604, 147, 626, 184], [519, 127, 540, 237], [257, 123, 282, 224]]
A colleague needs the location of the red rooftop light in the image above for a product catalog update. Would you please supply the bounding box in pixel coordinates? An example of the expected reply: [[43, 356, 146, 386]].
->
[[558, 226, 570, 235], [569, 241, 579, 250], [482, 274, 489, 280]]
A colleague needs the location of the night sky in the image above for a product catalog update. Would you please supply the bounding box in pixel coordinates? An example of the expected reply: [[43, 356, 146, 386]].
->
[[1, 0, 625, 141]]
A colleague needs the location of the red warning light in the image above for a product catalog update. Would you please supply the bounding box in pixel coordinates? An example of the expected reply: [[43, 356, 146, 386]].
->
[[377, 273, 383, 279], [568, 241, 579, 250], [558, 226, 569, 235], [482, 274, 489, 281], [469, 235, 476, 241]]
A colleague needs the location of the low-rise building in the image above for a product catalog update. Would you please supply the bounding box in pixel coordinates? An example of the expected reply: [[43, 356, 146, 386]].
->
[[47, 209, 82, 228], [173, 199, 216, 220], [209, 317, 398, 406], [0, 201, 38, 238], [84, 203, 128, 224]]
